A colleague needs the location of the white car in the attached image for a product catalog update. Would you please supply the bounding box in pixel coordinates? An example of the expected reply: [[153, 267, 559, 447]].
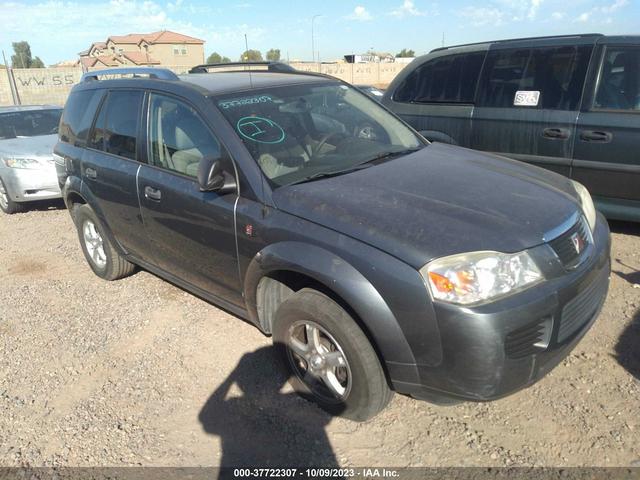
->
[[0, 105, 62, 214]]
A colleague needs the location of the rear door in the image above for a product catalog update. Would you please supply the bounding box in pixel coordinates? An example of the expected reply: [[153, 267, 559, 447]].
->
[[572, 39, 640, 212], [384, 50, 485, 146], [137, 92, 242, 305], [471, 39, 595, 177], [83, 89, 150, 258]]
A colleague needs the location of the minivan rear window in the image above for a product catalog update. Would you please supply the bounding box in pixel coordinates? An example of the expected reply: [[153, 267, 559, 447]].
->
[[394, 52, 485, 104], [477, 45, 592, 110]]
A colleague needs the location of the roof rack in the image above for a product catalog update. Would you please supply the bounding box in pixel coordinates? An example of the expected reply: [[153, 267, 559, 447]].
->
[[430, 33, 604, 53], [188, 61, 296, 74], [81, 67, 179, 83]]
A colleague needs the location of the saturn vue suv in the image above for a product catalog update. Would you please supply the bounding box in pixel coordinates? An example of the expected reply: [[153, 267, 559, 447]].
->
[[54, 63, 611, 421]]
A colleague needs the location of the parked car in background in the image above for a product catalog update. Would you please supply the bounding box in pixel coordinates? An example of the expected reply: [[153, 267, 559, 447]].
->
[[55, 65, 609, 421], [382, 34, 640, 222], [356, 85, 386, 101], [0, 105, 63, 214]]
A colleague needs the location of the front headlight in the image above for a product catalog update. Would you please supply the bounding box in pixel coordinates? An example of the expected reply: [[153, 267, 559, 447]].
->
[[571, 180, 596, 232], [420, 250, 543, 305], [2, 157, 46, 169]]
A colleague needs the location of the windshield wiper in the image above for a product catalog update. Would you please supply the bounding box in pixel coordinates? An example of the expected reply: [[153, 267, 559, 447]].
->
[[357, 147, 423, 166], [287, 163, 372, 186]]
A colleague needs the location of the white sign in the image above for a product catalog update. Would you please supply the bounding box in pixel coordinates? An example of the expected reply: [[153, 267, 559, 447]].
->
[[514, 90, 540, 107]]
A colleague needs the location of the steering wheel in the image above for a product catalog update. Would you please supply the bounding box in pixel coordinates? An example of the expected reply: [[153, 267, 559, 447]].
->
[[311, 132, 343, 159]]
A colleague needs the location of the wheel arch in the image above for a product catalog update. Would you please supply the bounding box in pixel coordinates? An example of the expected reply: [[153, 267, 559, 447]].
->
[[244, 242, 418, 369]]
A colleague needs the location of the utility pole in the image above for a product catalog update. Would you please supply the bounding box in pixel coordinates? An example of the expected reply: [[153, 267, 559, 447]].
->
[[311, 14, 321, 63], [244, 33, 249, 61], [2, 50, 20, 105]]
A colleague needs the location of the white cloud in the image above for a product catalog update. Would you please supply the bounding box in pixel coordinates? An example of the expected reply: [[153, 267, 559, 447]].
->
[[574, 11, 591, 22], [551, 11, 565, 20], [600, 0, 628, 13], [572, 0, 629, 24], [527, 0, 542, 20], [346, 5, 373, 21], [0, 0, 267, 64], [459, 6, 505, 26], [390, 0, 425, 18]]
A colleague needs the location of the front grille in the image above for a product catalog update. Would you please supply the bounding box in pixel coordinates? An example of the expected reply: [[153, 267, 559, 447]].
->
[[558, 268, 609, 342], [548, 217, 590, 269], [505, 318, 552, 358]]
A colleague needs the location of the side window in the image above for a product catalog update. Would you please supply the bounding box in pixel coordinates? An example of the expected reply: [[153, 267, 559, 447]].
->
[[478, 45, 592, 110], [393, 52, 484, 104], [594, 47, 640, 111], [88, 90, 143, 160], [59, 89, 103, 145], [148, 94, 223, 178]]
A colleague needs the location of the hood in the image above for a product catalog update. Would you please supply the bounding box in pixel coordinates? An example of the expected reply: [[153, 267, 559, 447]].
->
[[273, 143, 581, 268], [0, 134, 58, 158]]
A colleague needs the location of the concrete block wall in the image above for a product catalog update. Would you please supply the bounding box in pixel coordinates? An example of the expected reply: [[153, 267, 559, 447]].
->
[[0, 62, 409, 107]]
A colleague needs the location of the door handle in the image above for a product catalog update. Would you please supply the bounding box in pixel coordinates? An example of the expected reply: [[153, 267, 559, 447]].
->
[[580, 130, 613, 143], [144, 186, 162, 201], [85, 167, 97, 179], [542, 128, 570, 140]]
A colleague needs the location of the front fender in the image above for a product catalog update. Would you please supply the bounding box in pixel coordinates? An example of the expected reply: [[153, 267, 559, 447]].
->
[[244, 241, 418, 369]]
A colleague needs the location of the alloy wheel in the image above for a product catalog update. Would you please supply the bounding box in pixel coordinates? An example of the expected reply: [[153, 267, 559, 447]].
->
[[82, 220, 107, 269]]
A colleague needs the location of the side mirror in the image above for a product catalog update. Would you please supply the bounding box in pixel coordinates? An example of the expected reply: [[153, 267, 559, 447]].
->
[[197, 156, 237, 194]]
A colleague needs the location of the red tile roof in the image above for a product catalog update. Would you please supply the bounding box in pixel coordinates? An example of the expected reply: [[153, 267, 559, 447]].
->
[[107, 30, 204, 46], [120, 51, 160, 65]]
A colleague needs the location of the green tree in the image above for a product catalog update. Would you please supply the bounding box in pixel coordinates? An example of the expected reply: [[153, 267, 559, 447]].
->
[[240, 49, 263, 62], [11, 41, 45, 68], [206, 52, 231, 64], [395, 48, 415, 58], [265, 48, 281, 61]]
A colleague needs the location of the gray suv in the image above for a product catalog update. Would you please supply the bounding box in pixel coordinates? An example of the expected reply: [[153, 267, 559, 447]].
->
[[55, 64, 610, 421], [383, 34, 640, 222]]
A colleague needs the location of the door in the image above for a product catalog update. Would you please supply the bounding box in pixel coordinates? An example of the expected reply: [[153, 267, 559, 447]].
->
[[137, 92, 242, 305], [387, 51, 485, 147], [471, 43, 594, 176], [572, 42, 640, 209], [83, 89, 150, 258]]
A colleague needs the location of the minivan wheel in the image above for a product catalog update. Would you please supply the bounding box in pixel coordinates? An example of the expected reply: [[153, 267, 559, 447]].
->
[[74, 204, 135, 280], [273, 288, 393, 421], [0, 178, 25, 214]]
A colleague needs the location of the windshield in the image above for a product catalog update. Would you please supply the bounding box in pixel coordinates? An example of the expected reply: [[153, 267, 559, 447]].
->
[[0, 109, 62, 140], [215, 82, 423, 186]]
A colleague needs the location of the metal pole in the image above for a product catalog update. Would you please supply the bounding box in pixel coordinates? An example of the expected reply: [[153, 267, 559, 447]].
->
[[244, 34, 249, 61], [2, 50, 20, 105]]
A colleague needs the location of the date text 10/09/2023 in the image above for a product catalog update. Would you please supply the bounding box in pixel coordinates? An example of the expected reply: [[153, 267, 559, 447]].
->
[[233, 468, 400, 478]]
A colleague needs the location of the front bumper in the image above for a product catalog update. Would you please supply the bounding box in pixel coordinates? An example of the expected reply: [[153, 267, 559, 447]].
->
[[1, 166, 61, 202], [390, 212, 611, 402]]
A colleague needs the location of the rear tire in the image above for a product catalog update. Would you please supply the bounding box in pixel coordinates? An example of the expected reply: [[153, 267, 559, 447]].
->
[[74, 204, 135, 280], [0, 178, 25, 214], [273, 288, 393, 421]]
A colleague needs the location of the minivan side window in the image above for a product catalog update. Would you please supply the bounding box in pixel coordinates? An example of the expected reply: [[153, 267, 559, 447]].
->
[[147, 93, 223, 178], [88, 90, 143, 160], [59, 89, 103, 146], [477, 45, 592, 110], [394, 52, 485, 104], [594, 47, 640, 111]]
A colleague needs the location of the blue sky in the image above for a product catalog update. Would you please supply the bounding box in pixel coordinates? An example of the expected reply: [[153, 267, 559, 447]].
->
[[0, 0, 638, 65]]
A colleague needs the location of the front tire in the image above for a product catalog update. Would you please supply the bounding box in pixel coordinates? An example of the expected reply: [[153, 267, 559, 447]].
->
[[74, 204, 135, 280], [0, 178, 25, 214], [273, 288, 393, 421]]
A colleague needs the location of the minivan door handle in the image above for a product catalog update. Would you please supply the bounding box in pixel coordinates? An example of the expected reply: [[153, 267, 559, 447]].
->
[[580, 130, 613, 143], [144, 186, 162, 201], [85, 167, 97, 179], [542, 128, 570, 140]]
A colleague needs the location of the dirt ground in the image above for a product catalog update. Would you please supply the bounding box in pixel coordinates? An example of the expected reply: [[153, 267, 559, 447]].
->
[[0, 202, 638, 468]]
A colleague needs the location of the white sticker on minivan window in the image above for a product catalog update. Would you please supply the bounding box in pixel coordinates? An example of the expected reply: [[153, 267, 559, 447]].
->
[[514, 91, 540, 107]]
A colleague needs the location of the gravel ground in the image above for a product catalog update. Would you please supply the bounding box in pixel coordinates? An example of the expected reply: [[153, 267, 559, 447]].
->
[[0, 202, 638, 468]]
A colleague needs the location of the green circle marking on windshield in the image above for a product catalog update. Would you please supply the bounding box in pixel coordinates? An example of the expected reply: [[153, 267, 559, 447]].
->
[[237, 116, 285, 144]]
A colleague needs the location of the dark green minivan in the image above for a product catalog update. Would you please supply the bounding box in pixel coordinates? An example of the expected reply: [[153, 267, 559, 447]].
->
[[383, 34, 640, 222]]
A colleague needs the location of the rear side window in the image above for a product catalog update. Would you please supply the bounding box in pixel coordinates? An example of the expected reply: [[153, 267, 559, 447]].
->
[[594, 46, 640, 111], [59, 89, 103, 145], [477, 45, 592, 110], [393, 52, 485, 104], [88, 90, 143, 160]]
